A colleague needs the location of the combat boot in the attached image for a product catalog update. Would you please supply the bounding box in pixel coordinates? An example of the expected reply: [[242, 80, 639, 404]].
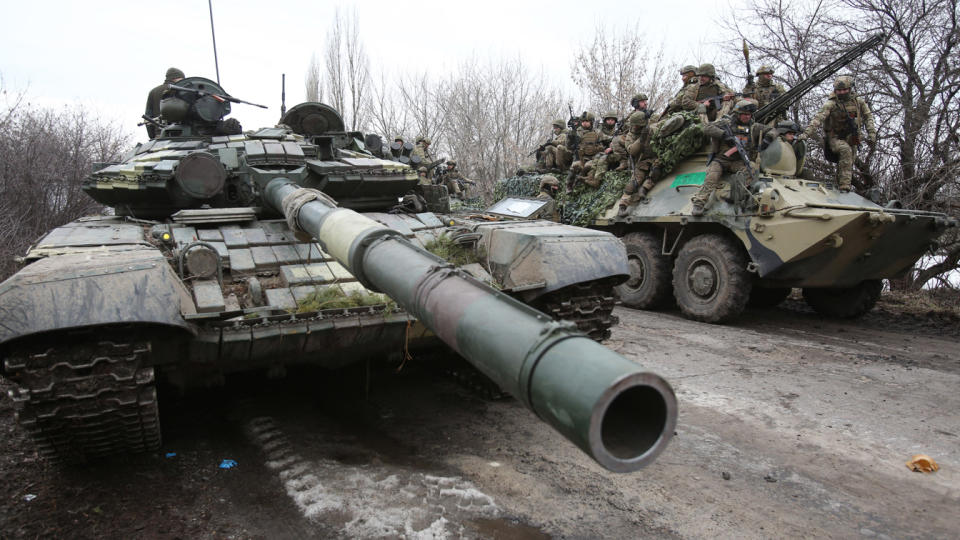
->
[[691, 203, 705, 216]]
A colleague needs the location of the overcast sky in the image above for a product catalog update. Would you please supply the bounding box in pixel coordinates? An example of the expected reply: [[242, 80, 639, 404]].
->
[[1, 0, 747, 139]]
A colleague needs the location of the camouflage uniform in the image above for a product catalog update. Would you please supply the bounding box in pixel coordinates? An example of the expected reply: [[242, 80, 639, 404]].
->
[[589, 112, 621, 181], [411, 137, 434, 180], [145, 67, 184, 139], [441, 161, 467, 198], [568, 114, 605, 188], [536, 175, 561, 221], [691, 101, 768, 214], [661, 65, 699, 118], [802, 76, 876, 191], [682, 64, 735, 123], [617, 112, 659, 213], [743, 66, 786, 124], [542, 119, 569, 170]]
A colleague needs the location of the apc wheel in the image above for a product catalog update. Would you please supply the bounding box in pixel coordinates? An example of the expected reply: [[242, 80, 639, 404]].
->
[[615, 232, 673, 309], [748, 286, 792, 308], [802, 279, 882, 318], [672, 234, 752, 323]]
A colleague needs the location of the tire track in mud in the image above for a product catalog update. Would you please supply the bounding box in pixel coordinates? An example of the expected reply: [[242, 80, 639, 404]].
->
[[244, 415, 499, 538]]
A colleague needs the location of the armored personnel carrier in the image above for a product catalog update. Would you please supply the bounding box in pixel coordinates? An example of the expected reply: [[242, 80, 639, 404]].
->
[[591, 36, 957, 323], [0, 79, 676, 470]]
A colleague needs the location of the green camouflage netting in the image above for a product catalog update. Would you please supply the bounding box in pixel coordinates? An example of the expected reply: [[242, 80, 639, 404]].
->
[[494, 175, 542, 200], [449, 196, 485, 212], [558, 171, 629, 227], [652, 111, 705, 174]]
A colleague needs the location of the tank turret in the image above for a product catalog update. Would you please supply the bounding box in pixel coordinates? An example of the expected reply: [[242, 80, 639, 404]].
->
[[1, 88, 639, 465]]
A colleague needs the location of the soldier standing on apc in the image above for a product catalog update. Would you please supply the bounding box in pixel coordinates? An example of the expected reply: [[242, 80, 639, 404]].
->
[[801, 76, 876, 192], [744, 65, 787, 124], [145, 67, 184, 139], [691, 100, 767, 216]]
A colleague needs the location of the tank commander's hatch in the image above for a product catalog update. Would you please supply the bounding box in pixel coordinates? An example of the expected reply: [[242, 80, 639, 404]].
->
[[485, 197, 554, 220], [280, 103, 345, 136]]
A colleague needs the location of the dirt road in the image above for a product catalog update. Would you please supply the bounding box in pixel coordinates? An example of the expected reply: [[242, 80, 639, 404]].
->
[[2, 303, 958, 538]]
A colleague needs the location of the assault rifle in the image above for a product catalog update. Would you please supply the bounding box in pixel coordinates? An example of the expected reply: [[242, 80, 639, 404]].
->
[[753, 33, 885, 126], [528, 136, 554, 158], [564, 105, 583, 191], [719, 123, 758, 186], [699, 93, 744, 112]]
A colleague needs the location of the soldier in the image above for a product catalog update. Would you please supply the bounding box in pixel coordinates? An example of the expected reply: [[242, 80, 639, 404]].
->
[[660, 65, 700, 118], [536, 175, 561, 221], [594, 111, 633, 179], [800, 75, 876, 192], [567, 112, 605, 190], [691, 100, 768, 216], [440, 160, 472, 198], [144, 67, 184, 139], [541, 119, 569, 171], [683, 63, 735, 123], [599, 111, 618, 146], [411, 136, 434, 178], [617, 112, 660, 215], [744, 65, 787, 124]]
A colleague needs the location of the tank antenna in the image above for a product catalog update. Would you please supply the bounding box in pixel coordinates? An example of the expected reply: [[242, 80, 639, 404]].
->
[[281, 74, 287, 118], [207, 0, 221, 84]]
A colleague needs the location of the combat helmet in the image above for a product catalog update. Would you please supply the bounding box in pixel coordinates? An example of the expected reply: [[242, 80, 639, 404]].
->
[[776, 120, 801, 134], [696, 63, 716, 78], [732, 100, 758, 114], [603, 111, 618, 121], [581, 111, 596, 123], [539, 174, 560, 191], [680, 65, 697, 75], [834, 75, 854, 90], [416, 136, 432, 145], [446, 160, 457, 168], [552, 119, 565, 129], [756, 65, 774, 76], [630, 93, 649, 109]]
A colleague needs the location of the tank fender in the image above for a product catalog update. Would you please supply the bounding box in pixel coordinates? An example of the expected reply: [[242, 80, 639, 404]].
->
[[0, 248, 196, 346], [480, 225, 629, 298]]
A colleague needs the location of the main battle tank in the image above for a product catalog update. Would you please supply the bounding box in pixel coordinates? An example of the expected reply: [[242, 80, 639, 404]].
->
[[0, 78, 675, 471], [589, 36, 957, 323]]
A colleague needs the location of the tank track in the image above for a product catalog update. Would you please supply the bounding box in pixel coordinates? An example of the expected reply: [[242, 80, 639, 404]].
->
[[534, 281, 619, 341], [4, 338, 160, 464]]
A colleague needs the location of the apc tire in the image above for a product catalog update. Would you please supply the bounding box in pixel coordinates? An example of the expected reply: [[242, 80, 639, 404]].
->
[[748, 286, 792, 308], [672, 234, 751, 323], [802, 280, 882, 318], [615, 232, 673, 309]]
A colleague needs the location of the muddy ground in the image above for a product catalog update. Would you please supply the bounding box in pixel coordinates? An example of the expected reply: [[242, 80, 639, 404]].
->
[[2, 297, 958, 539]]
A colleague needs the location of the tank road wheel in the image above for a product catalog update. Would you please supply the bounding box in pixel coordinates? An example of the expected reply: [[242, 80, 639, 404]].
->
[[4, 336, 161, 464], [802, 279, 883, 318], [672, 234, 752, 323], [615, 232, 673, 309], [748, 286, 792, 309]]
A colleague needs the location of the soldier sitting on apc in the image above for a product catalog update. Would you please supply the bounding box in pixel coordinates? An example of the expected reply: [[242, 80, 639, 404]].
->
[[691, 100, 768, 216]]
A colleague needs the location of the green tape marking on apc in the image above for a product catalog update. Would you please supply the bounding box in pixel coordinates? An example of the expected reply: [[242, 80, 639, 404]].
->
[[670, 172, 706, 188]]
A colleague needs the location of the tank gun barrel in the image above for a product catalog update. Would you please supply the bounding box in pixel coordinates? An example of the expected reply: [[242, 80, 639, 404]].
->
[[263, 179, 677, 472], [754, 33, 884, 125]]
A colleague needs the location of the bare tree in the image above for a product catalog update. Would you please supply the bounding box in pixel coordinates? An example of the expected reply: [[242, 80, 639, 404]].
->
[[324, 8, 370, 131], [305, 52, 322, 103], [0, 99, 130, 280], [570, 24, 674, 116]]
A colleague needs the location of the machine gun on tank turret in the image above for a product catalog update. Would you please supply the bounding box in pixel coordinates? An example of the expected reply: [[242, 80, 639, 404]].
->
[[168, 83, 268, 109], [753, 33, 885, 126]]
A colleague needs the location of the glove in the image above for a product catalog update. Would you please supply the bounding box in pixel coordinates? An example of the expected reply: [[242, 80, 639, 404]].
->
[[798, 133, 809, 141]]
